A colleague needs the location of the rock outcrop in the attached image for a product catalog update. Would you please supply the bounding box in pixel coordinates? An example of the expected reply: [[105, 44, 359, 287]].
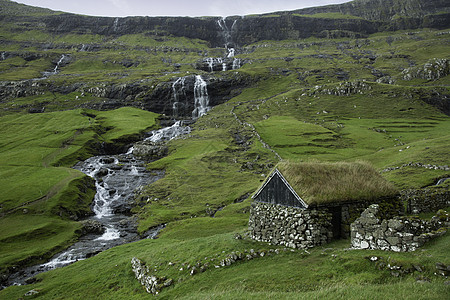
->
[[1, 0, 448, 47]]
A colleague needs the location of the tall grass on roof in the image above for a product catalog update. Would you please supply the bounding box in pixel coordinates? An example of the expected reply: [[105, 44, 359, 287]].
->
[[277, 161, 398, 205]]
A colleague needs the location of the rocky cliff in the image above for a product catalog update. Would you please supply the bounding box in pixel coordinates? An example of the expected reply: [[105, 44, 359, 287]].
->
[[1, 0, 449, 47]]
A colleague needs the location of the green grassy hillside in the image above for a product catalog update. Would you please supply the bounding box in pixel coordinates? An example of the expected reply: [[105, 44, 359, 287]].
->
[[0, 108, 159, 275], [0, 0, 449, 298]]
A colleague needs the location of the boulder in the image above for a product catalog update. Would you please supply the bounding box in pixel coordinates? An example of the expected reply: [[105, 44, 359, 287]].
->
[[80, 219, 105, 235]]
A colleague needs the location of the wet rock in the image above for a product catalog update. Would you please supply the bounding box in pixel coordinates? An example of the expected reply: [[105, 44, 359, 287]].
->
[[132, 142, 168, 159], [100, 157, 115, 164], [24, 277, 36, 284], [80, 219, 105, 235], [95, 168, 109, 178]]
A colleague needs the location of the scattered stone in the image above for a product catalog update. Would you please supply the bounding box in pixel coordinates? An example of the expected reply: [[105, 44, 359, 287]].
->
[[131, 257, 174, 295], [416, 276, 431, 284], [24, 289, 39, 296], [436, 262, 449, 277]]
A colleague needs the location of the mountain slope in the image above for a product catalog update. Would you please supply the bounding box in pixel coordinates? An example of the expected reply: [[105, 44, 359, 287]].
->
[[0, 0, 449, 298]]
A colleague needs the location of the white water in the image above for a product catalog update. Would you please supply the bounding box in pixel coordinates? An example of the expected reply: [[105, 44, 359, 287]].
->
[[436, 178, 449, 185], [232, 58, 241, 70], [113, 17, 119, 31], [95, 226, 120, 241], [1, 52, 5, 60], [130, 165, 139, 175], [206, 57, 226, 72], [227, 48, 235, 58], [206, 57, 214, 72], [172, 77, 186, 116], [53, 55, 66, 73], [192, 75, 210, 119], [145, 121, 191, 143], [231, 19, 238, 31], [217, 17, 232, 47], [41, 249, 82, 270]]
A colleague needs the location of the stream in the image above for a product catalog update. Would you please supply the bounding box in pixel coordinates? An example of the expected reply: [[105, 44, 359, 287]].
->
[[3, 121, 191, 288]]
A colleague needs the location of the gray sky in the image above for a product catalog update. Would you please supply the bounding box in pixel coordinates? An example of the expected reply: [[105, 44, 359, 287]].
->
[[14, 0, 351, 17]]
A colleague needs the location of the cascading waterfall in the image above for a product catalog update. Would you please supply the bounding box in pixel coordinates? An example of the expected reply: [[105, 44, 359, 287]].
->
[[192, 75, 210, 119], [53, 54, 66, 74], [172, 77, 186, 117], [113, 17, 119, 32], [232, 58, 241, 70], [201, 17, 242, 72], [3, 122, 193, 287], [206, 57, 214, 72], [227, 48, 235, 58], [217, 17, 231, 47], [145, 121, 191, 143], [1, 52, 5, 60]]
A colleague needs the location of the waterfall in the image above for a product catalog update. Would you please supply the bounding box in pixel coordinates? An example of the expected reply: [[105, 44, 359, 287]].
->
[[113, 17, 119, 32], [436, 178, 449, 185], [172, 77, 186, 117], [231, 19, 238, 31], [53, 55, 66, 73], [1, 52, 5, 60], [145, 121, 191, 143], [232, 58, 241, 70], [206, 58, 214, 72], [217, 17, 232, 47], [192, 75, 210, 119], [227, 48, 235, 58]]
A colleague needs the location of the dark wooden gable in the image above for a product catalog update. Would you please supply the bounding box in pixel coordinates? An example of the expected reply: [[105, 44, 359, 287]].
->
[[253, 169, 308, 208]]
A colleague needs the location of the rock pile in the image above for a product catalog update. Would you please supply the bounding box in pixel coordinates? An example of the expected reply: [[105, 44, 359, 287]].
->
[[351, 205, 448, 252], [315, 80, 371, 96], [402, 58, 449, 81]]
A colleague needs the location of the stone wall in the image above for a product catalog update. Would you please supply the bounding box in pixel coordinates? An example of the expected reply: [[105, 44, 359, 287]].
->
[[248, 202, 333, 249], [249, 197, 403, 248], [351, 205, 449, 252], [131, 257, 173, 295], [401, 186, 450, 214]]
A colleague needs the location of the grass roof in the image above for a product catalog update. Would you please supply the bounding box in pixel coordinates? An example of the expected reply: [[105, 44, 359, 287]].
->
[[275, 161, 398, 206]]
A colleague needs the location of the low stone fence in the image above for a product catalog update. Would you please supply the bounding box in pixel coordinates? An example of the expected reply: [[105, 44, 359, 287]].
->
[[131, 257, 173, 295], [401, 186, 450, 214], [351, 205, 448, 252], [248, 202, 333, 249]]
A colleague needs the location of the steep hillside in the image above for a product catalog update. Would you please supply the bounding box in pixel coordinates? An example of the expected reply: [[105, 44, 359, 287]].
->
[[0, 0, 449, 298]]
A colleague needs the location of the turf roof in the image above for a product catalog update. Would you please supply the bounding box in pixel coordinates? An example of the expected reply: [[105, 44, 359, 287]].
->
[[266, 161, 398, 206]]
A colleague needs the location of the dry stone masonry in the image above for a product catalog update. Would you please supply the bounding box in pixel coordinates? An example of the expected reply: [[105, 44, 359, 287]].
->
[[248, 202, 333, 249], [401, 186, 450, 214], [131, 257, 173, 295], [351, 205, 449, 252]]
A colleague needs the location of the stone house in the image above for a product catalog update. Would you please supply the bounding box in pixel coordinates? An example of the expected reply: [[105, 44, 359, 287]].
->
[[248, 161, 401, 249]]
